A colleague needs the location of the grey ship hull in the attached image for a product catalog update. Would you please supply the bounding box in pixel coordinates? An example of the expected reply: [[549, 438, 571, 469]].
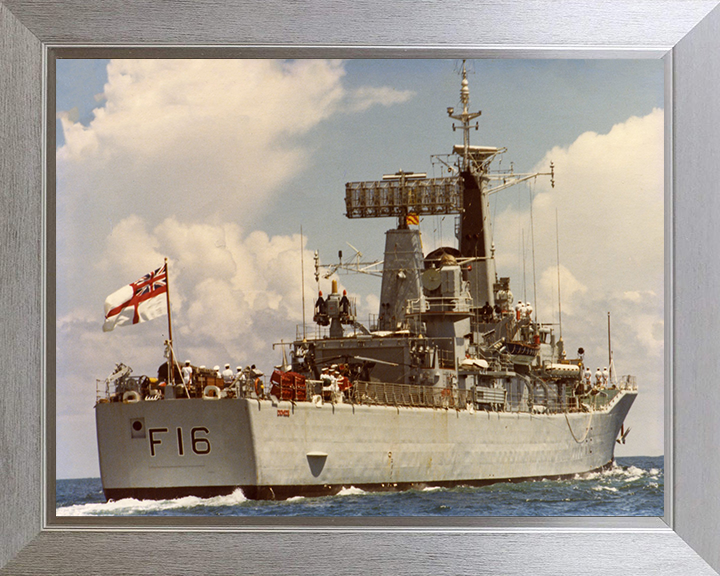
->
[[96, 390, 635, 500]]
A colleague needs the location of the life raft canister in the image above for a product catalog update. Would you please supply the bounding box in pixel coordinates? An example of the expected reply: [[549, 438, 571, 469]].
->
[[203, 385, 221, 400], [122, 390, 141, 403]]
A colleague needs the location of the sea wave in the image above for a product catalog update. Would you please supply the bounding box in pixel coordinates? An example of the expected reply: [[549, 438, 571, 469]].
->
[[575, 462, 662, 484], [56, 488, 247, 516], [591, 486, 619, 492], [55, 456, 663, 517], [336, 486, 366, 496]]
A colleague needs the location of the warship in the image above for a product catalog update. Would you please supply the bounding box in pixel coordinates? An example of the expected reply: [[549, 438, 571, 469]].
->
[[95, 63, 637, 501]]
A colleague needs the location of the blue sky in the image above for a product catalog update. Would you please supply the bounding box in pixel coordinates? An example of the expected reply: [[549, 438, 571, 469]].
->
[[56, 58, 663, 479]]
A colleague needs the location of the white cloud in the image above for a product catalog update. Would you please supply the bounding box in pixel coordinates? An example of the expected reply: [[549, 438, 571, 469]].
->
[[493, 108, 663, 319], [347, 86, 415, 112], [57, 60, 347, 231], [57, 60, 415, 230], [364, 294, 380, 320], [99, 214, 164, 274], [537, 264, 588, 317]]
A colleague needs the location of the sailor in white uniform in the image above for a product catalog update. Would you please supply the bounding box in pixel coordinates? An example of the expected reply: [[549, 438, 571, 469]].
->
[[181, 360, 193, 385], [221, 363, 234, 386], [524, 302, 533, 318]]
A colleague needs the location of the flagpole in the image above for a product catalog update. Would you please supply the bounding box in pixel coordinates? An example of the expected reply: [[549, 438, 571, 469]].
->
[[300, 226, 306, 340], [165, 257, 175, 384], [607, 311, 612, 378]]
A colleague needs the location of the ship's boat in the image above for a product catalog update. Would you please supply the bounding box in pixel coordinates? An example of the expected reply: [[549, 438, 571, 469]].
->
[[95, 62, 637, 501]]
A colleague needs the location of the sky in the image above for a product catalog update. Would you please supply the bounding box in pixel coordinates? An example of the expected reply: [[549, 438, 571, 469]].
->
[[56, 58, 664, 479]]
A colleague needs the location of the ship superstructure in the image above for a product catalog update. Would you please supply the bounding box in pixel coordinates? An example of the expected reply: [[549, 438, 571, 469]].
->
[[95, 62, 637, 501]]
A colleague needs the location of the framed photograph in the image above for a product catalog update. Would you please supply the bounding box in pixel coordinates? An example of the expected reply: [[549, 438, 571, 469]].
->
[[2, 1, 720, 574]]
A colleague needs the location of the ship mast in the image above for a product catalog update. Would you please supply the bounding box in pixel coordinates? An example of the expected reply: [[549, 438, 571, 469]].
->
[[447, 60, 497, 307], [342, 60, 554, 327], [447, 61, 482, 171], [444, 60, 555, 311]]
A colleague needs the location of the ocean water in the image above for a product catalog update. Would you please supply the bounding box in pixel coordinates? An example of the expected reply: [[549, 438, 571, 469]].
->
[[56, 456, 663, 517]]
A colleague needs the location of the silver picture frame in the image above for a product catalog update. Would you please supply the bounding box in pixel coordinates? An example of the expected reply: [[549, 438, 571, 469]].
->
[[2, 1, 720, 573]]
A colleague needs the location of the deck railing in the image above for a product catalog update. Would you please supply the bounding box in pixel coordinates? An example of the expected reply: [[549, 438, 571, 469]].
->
[[347, 381, 474, 409], [405, 295, 473, 314], [617, 375, 638, 391], [97, 371, 636, 414]]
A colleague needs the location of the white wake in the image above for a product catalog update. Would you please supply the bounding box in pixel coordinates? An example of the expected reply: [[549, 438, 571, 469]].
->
[[56, 488, 247, 516]]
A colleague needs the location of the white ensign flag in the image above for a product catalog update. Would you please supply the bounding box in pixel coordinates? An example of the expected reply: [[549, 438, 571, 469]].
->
[[103, 263, 168, 332]]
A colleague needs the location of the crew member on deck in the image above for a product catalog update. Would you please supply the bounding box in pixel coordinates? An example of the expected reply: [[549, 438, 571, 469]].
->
[[314, 290, 329, 325], [181, 360, 193, 386], [524, 302, 533, 319], [481, 301, 493, 322], [232, 366, 245, 394], [340, 290, 351, 320], [222, 363, 234, 386], [315, 291, 326, 314]]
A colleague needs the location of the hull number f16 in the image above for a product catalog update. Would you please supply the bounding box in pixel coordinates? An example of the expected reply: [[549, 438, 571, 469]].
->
[[148, 427, 211, 457]]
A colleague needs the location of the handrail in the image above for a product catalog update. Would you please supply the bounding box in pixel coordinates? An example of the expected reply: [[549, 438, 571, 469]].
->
[[97, 371, 635, 414], [406, 295, 473, 314]]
